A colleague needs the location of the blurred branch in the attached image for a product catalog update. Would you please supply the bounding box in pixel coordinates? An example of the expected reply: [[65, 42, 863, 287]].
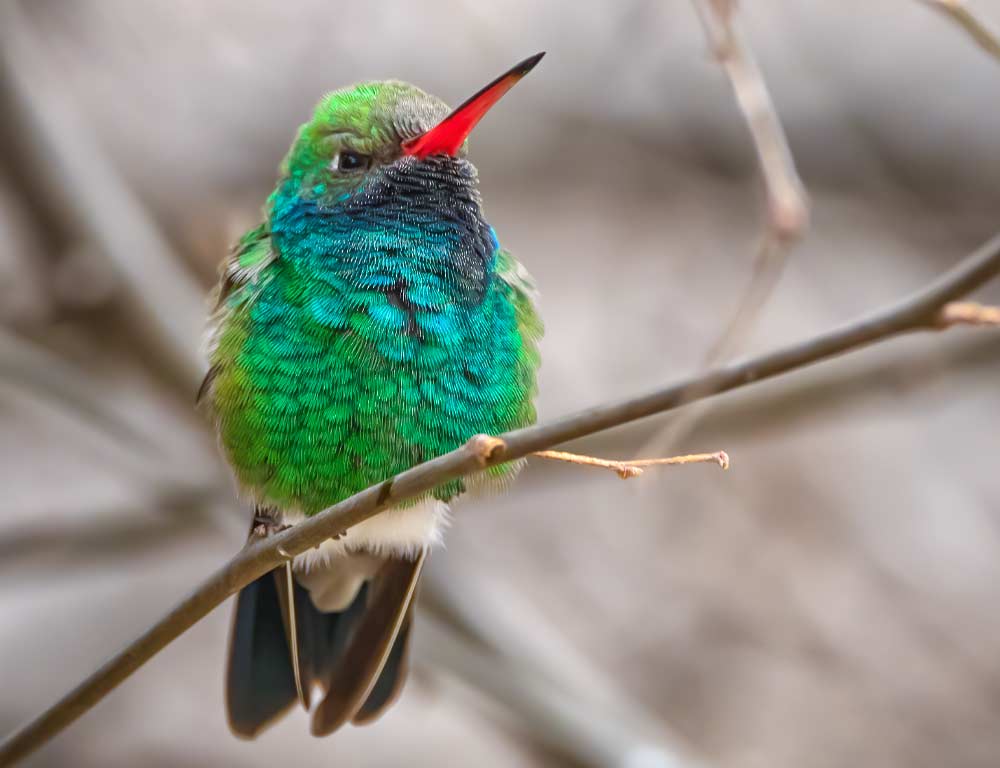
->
[[0, 494, 230, 577], [0, 4, 206, 392], [416, 614, 704, 768], [640, 0, 810, 458], [693, 0, 809, 241], [918, 0, 1000, 61], [659, 332, 1000, 448], [0, 327, 155, 454], [2, 230, 999, 765], [0, 327, 235, 532], [421, 559, 709, 768]]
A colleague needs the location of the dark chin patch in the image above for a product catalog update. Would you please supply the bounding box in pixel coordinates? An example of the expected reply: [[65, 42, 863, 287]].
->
[[342, 156, 494, 303]]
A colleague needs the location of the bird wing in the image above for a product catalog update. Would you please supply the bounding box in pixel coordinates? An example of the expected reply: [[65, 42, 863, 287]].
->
[[214, 222, 277, 310], [198, 222, 277, 404], [495, 247, 543, 346]]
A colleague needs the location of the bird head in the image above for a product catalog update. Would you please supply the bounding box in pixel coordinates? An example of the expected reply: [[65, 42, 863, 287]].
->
[[276, 53, 544, 204]]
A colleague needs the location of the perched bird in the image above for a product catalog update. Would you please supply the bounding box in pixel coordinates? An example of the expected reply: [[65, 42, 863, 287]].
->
[[202, 54, 544, 737]]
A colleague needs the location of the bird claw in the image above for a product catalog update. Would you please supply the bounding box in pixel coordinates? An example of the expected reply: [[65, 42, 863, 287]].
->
[[251, 509, 292, 540]]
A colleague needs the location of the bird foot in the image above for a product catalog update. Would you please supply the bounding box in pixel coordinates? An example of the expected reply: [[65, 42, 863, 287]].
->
[[251, 509, 293, 540]]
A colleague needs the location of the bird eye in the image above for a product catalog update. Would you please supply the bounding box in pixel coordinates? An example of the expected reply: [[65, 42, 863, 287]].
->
[[333, 151, 370, 173]]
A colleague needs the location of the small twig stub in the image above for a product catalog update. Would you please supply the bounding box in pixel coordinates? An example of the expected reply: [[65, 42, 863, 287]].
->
[[468, 434, 507, 466]]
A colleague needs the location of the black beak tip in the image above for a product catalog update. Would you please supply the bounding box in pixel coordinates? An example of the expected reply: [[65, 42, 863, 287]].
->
[[515, 52, 546, 76]]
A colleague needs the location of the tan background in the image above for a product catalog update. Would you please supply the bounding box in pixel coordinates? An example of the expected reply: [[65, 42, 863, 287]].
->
[[2, 2, 1000, 766]]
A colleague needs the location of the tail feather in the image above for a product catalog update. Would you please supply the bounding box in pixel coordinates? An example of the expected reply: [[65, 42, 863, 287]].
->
[[311, 550, 426, 735], [294, 577, 368, 689], [352, 597, 416, 724], [226, 551, 424, 738], [274, 563, 308, 708]]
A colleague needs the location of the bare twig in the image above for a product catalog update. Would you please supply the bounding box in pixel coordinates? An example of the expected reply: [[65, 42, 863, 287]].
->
[[693, 0, 809, 242], [639, 1, 810, 459], [422, 564, 708, 767], [1, 231, 998, 766], [936, 301, 1000, 327], [0, 495, 231, 577], [416, 614, 704, 768], [0, 327, 238, 534], [918, 0, 1000, 61], [0, 328, 155, 454], [533, 449, 729, 478]]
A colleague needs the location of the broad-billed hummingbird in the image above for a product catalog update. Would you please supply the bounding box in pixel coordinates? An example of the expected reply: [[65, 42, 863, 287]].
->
[[202, 54, 544, 737]]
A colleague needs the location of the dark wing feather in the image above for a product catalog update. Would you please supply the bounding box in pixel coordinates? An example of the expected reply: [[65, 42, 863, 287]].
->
[[225, 570, 298, 738], [195, 364, 219, 405], [200, 223, 275, 406]]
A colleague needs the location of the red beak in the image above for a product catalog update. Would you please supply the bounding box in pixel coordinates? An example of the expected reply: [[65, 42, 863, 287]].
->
[[402, 52, 544, 158]]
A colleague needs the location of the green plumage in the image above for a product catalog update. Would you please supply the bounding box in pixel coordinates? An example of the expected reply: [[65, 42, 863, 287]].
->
[[205, 81, 541, 517], [213, 55, 546, 739]]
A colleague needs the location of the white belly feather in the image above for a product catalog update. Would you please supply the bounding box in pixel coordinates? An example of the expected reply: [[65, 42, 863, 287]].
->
[[284, 497, 450, 573]]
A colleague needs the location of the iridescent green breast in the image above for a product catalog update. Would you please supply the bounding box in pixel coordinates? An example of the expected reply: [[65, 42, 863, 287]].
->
[[207, 160, 540, 516]]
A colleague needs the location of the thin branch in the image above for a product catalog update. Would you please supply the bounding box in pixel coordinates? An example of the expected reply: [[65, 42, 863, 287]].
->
[[633, 237, 786, 459], [640, 1, 810, 459], [0, 483, 237, 579], [416, 614, 705, 768], [1, 233, 999, 766], [936, 301, 1000, 327], [533, 449, 729, 478], [693, 0, 809, 242], [0, 328, 240, 535], [918, 0, 1000, 61], [0, 328, 156, 454], [421, 564, 707, 767]]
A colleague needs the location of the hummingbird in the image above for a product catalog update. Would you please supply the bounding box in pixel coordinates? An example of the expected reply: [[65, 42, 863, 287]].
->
[[201, 54, 544, 737]]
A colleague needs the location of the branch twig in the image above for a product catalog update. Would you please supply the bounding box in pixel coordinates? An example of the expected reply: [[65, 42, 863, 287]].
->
[[936, 301, 1000, 327], [421, 565, 707, 767], [918, 0, 1000, 61], [693, 0, 809, 242], [1, 233, 999, 766], [533, 449, 729, 478], [640, 1, 810, 459], [0, 328, 155, 453], [416, 614, 703, 768]]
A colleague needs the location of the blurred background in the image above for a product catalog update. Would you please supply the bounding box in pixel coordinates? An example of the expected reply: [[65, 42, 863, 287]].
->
[[2, 1, 1000, 766]]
